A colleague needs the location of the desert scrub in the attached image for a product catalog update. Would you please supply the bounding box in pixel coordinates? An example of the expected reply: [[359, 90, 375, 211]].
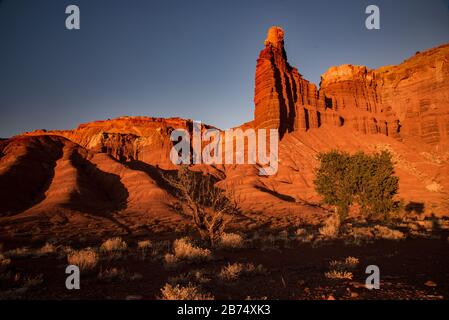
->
[[137, 240, 152, 251], [319, 214, 340, 238], [136, 240, 153, 259], [164, 238, 212, 267], [218, 233, 244, 249], [67, 248, 99, 271], [159, 283, 214, 300], [314, 150, 400, 221], [325, 270, 353, 280], [218, 262, 264, 282], [329, 256, 360, 271], [100, 237, 128, 253], [163, 166, 239, 246]]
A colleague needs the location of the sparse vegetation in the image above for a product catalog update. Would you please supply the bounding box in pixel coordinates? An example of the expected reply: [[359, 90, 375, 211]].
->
[[319, 213, 341, 238], [163, 166, 239, 246], [100, 237, 128, 253], [218, 232, 244, 249], [67, 248, 99, 271], [164, 238, 212, 267], [218, 262, 263, 281], [160, 283, 214, 300], [325, 270, 353, 280], [329, 256, 360, 271], [137, 240, 152, 251], [314, 150, 400, 221]]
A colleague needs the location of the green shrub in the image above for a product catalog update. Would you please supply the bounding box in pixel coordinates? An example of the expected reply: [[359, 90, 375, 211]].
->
[[314, 150, 400, 221]]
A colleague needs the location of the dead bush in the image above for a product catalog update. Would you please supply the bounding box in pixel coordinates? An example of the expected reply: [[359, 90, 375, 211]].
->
[[164, 166, 239, 246]]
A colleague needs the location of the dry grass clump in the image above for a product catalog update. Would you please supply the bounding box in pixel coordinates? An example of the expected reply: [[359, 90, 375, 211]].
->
[[165, 238, 212, 267], [329, 256, 359, 271], [374, 225, 405, 240], [67, 248, 99, 271], [325, 256, 358, 280], [136, 240, 153, 259], [218, 233, 244, 249], [325, 270, 353, 280], [159, 283, 214, 300], [100, 237, 128, 253], [218, 262, 264, 281], [137, 240, 152, 250], [344, 256, 359, 266], [219, 263, 245, 281], [319, 214, 340, 238]]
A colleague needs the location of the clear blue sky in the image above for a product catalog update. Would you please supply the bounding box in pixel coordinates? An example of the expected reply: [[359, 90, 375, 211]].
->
[[0, 0, 448, 137]]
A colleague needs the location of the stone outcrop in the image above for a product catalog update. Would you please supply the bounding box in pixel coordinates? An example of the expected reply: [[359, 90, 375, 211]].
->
[[320, 64, 401, 138], [25, 116, 193, 168], [254, 26, 330, 138], [254, 26, 449, 149]]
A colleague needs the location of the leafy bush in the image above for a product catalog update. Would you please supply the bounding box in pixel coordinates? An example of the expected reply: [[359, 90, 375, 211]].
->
[[314, 150, 400, 221]]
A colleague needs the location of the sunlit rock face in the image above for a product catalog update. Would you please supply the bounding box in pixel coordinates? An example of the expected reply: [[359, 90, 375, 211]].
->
[[254, 26, 327, 138], [255, 26, 449, 149]]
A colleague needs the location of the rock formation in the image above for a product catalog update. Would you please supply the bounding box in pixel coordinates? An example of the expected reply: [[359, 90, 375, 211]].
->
[[254, 26, 449, 150], [254, 26, 339, 138], [1, 27, 448, 239]]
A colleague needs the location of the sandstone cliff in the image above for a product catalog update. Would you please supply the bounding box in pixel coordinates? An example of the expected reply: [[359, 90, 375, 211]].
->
[[254, 27, 449, 151]]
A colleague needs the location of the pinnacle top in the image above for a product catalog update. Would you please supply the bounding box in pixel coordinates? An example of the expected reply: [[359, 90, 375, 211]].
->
[[264, 26, 284, 49]]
